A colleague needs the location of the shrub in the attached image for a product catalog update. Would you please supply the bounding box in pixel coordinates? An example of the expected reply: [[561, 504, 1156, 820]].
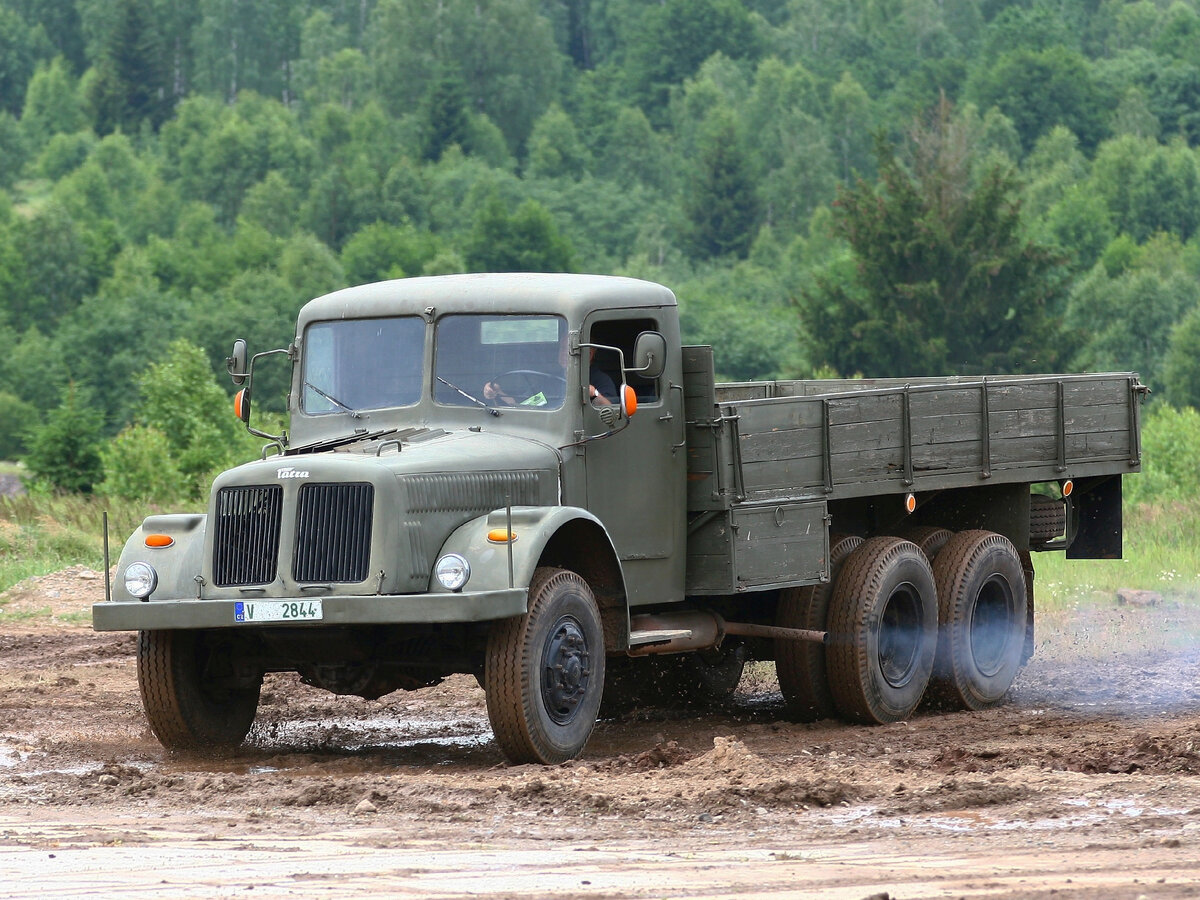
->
[[98, 425, 187, 502], [1125, 402, 1200, 506]]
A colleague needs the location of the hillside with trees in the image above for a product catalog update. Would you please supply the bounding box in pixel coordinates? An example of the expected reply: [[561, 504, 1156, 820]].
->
[[1, 0, 1199, 496]]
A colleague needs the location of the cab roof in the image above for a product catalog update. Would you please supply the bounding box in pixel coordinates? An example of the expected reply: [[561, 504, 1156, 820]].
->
[[297, 273, 677, 329]]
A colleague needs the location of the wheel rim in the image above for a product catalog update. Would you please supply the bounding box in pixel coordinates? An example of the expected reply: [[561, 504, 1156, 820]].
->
[[970, 574, 1016, 677], [540, 614, 592, 725], [878, 583, 923, 688]]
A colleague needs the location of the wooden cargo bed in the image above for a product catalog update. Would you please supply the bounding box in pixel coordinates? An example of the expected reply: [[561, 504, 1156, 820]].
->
[[681, 346, 1145, 594]]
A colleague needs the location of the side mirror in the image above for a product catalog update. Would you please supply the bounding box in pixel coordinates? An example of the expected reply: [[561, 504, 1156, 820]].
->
[[630, 332, 666, 380], [227, 339, 248, 385]]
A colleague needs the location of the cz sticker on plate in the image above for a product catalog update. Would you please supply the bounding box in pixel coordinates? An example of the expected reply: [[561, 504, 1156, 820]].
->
[[234, 600, 324, 623]]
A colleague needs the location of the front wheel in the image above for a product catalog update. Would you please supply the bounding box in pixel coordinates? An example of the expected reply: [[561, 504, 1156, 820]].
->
[[137, 629, 261, 750], [826, 537, 938, 724], [485, 567, 605, 764]]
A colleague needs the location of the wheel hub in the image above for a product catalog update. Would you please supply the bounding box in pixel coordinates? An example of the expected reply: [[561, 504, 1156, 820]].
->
[[878, 583, 922, 688], [541, 615, 591, 725], [971, 574, 1016, 677]]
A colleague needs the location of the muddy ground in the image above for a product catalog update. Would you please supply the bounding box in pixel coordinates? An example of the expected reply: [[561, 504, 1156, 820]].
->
[[4, 573, 1200, 898]]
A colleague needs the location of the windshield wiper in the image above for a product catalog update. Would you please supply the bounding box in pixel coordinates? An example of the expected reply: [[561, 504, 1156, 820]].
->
[[304, 381, 362, 418], [437, 376, 501, 416]]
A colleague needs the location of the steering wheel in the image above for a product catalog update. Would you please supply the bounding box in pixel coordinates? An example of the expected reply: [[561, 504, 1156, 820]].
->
[[489, 369, 567, 406]]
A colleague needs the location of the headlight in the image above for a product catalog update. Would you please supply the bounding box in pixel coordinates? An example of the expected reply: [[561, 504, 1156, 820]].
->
[[124, 562, 159, 599], [435, 554, 470, 592]]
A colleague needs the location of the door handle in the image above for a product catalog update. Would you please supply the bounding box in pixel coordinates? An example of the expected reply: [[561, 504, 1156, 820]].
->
[[669, 383, 686, 452]]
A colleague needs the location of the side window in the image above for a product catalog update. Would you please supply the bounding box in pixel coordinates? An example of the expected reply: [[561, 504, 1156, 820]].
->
[[589, 318, 661, 403]]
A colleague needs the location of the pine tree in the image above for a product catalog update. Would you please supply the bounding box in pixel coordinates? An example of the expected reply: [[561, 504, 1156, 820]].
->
[[682, 109, 761, 260], [424, 65, 469, 161], [88, 0, 168, 135]]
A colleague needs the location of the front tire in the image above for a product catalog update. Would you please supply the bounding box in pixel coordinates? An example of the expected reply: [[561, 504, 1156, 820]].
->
[[826, 537, 938, 724], [137, 629, 261, 750], [485, 567, 605, 764], [928, 531, 1027, 710]]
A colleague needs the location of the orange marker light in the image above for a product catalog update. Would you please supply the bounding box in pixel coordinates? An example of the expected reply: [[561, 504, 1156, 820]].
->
[[622, 384, 638, 418], [1061, 479, 1074, 497], [905, 493, 917, 513], [145, 534, 174, 548], [234, 388, 248, 421], [487, 528, 516, 544]]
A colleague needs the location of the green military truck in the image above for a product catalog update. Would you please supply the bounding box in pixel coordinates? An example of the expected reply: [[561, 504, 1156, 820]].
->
[[93, 273, 1144, 764]]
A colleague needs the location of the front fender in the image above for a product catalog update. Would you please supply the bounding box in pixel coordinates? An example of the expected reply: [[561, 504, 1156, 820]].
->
[[111, 514, 206, 603], [432, 506, 622, 598]]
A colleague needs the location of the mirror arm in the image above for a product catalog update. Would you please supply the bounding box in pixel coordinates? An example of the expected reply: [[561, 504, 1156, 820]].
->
[[240, 347, 291, 447]]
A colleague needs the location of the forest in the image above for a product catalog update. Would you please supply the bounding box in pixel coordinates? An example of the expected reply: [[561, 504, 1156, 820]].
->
[[1, 0, 1199, 498]]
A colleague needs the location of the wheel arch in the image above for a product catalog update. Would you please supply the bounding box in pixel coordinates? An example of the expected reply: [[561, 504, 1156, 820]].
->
[[435, 507, 627, 644]]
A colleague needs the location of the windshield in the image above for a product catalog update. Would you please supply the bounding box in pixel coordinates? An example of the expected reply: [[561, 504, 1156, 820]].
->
[[301, 316, 424, 415], [435, 314, 567, 410]]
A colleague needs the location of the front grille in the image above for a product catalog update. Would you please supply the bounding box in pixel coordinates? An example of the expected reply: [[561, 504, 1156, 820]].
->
[[294, 483, 374, 583], [213, 485, 284, 586]]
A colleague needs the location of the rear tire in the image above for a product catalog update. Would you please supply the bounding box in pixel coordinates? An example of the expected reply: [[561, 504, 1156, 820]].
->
[[899, 525, 953, 562], [928, 530, 1027, 710], [138, 629, 261, 750], [485, 567, 605, 764], [826, 537, 938, 724], [775, 534, 862, 721]]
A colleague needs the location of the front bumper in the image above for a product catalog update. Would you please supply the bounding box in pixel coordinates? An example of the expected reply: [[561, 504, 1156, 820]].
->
[[91, 588, 528, 632]]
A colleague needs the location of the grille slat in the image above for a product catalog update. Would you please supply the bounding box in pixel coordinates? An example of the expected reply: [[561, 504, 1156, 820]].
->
[[213, 486, 283, 587], [294, 483, 374, 583]]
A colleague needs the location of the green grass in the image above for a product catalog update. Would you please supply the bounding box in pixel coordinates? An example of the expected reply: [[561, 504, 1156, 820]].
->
[[0, 492, 188, 596], [1034, 498, 1200, 609]]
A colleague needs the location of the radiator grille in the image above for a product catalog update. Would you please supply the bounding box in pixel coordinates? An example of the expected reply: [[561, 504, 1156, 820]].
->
[[294, 483, 374, 583], [213, 485, 283, 586]]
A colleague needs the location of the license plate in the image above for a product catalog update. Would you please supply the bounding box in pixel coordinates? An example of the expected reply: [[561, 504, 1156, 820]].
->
[[234, 599, 324, 623]]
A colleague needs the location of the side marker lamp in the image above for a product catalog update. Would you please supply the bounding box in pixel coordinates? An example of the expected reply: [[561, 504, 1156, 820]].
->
[[904, 493, 917, 514], [1061, 479, 1074, 497], [145, 534, 174, 548]]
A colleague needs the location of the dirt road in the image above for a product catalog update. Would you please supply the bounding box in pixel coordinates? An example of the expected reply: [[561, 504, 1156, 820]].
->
[[4, 579, 1200, 898]]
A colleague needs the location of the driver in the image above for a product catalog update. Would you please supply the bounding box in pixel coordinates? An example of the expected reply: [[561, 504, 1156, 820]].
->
[[483, 344, 617, 407]]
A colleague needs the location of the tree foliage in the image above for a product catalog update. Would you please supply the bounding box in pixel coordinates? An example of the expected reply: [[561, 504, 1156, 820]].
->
[[803, 102, 1066, 376], [3, 0, 1200, 482]]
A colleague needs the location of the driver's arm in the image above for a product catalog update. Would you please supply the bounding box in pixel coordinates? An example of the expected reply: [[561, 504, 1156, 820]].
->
[[483, 380, 516, 405]]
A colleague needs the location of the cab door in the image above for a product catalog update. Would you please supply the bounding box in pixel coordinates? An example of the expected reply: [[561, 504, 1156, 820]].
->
[[581, 309, 686, 607]]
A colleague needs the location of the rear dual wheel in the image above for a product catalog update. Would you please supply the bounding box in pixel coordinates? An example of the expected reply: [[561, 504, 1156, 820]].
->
[[928, 531, 1027, 710], [826, 537, 938, 724], [775, 534, 863, 721]]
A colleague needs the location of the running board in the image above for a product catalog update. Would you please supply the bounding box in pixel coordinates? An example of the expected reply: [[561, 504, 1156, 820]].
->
[[628, 628, 694, 647]]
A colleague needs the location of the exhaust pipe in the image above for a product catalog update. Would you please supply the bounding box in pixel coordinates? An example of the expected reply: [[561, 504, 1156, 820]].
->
[[627, 611, 825, 657]]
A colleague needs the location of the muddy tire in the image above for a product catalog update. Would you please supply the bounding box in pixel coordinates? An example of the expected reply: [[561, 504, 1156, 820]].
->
[[826, 537, 938, 724], [928, 531, 1027, 710], [137, 629, 261, 750], [485, 567, 605, 764], [775, 534, 863, 721], [899, 525, 953, 563], [1030, 495, 1066, 543]]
